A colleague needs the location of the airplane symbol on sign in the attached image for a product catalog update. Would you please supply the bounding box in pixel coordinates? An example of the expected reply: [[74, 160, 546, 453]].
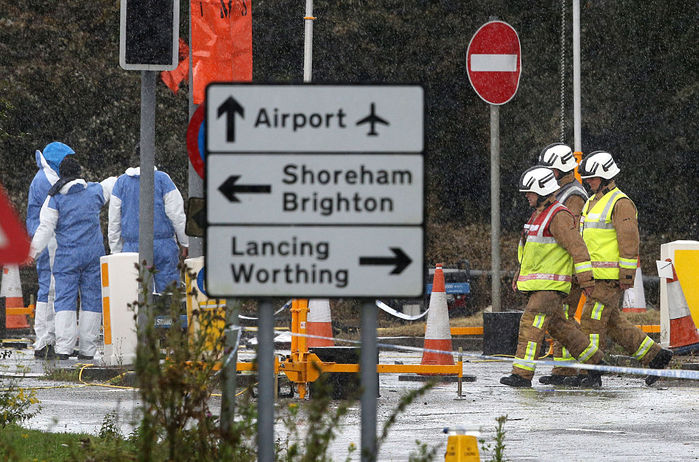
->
[[356, 103, 389, 136]]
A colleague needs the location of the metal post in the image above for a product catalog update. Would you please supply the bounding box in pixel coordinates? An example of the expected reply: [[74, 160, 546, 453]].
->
[[360, 301, 378, 462], [490, 104, 501, 312], [138, 71, 155, 329], [220, 299, 239, 439], [303, 0, 314, 83], [257, 300, 275, 462], [573, 0, 582, 153], [188, 4, 203, 258]]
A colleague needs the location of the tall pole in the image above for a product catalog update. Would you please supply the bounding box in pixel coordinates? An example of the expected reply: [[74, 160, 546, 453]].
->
[[490, 104, 501, 312], [257, 300, 275, 462], [360, 301, 378, 462], [573, 0, 582, 154], [220, 299, 239, 446], [138, 70, 155, 323], [188, 4, 203, 258], [303, 0, 314, 82]]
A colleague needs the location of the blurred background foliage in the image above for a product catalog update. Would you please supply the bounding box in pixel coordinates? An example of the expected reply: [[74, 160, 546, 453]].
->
[[0, 0, 696, 253]]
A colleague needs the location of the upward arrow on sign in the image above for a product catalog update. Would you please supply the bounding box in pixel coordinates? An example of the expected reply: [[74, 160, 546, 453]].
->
[[0, 184, 30, 264], [217, 96, 245, 143]]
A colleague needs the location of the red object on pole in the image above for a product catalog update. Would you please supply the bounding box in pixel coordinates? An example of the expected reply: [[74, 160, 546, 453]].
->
[[467, 20, 522, 105], [191, 0, 253, 105], [0, 184, 30, 265], [160, 38, 190, 94]]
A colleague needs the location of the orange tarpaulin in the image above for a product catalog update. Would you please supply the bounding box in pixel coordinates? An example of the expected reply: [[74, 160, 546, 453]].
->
[[160, 38, 190, 94], [191, 0, 252, 104]]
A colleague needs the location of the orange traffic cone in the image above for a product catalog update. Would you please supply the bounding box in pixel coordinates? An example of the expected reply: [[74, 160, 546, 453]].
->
[[622, 257, 647, 313], [1, 265, 30, 329], [306, 298, 334, 347], [665, 259, 699, 351], [421, 263, 454, 367]]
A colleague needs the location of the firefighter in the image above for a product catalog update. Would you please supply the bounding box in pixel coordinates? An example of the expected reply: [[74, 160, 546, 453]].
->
[[536, 143, 589, 385], [573, 151, 673, 386], [501, 166, 605, 388]]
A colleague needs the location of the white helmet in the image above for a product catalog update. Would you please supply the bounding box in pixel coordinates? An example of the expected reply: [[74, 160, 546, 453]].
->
[[518, 166, 559, 196], [538, 143, 577, 173], [579, 151, 620, 179]]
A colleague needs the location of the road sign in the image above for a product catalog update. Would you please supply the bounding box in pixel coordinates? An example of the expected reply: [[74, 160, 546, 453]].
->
[[206, 226, 423, 297], [0, 184, 30, 264], [205, 84, 424, 298], [207, 154, 423, 224], [187, 105, 205, 179], [119, 0, 180, 71], [206, 84, 423, 152], [466, 21, 521, 105]]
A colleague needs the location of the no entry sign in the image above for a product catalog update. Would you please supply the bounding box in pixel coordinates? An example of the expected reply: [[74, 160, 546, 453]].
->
[[467, 21, 521, 105]]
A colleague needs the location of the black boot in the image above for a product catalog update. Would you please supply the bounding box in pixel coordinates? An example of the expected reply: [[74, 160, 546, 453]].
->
[[645, 349, 673, 386], [579, 361, 607, 388], [539, 374, 568, 385], [561, 375, 582, 387], [34, 345, 56, 360], [500, 374, 532, 388]]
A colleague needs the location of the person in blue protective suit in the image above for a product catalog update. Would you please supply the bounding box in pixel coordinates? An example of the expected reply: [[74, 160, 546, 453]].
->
[[108, 156, 188, 293], [26, 142, 75, 359], [29, 157, 116, 360]]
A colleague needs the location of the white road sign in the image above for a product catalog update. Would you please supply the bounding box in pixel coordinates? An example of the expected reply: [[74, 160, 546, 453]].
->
[[205, 226, 423, 297], [205, 84, 423, 152], [207, 154, 423, 224]]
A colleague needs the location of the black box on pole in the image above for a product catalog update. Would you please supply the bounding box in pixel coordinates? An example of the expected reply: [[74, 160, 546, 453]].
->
[[119, 0, 179, 71], [482, 311, 522, 356]]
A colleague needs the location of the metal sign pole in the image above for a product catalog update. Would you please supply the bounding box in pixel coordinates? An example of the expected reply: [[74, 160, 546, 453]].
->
[[360, 301, 378, 461], [188, 5, 203, 258], [138, 70, 155, 329], [572, 0, 582, 153], [220, 299, 239, 441], [257, 300, 275, 462], [303, 0, 313, 82], [490, 104, 501, 312]]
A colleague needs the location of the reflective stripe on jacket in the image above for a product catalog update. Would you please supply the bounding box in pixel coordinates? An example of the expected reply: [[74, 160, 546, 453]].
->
[[580, 187, 637, 279], [517, 201, 574, 294]]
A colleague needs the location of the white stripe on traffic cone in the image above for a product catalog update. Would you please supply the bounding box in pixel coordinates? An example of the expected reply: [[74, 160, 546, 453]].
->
[[421, 263, 454, 367], [1, 265, 29, 329], [306, 298, 334, 347], [622, 257, 646, 312], [665, 259, 699, 350]]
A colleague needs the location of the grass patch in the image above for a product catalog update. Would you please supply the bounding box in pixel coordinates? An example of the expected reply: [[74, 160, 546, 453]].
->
[[0, 424, 92, 461], [42, 367, 81, 383]]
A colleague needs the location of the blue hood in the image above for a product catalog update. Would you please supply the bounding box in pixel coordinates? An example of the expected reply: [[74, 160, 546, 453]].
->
[[42, 142, 75, 174]]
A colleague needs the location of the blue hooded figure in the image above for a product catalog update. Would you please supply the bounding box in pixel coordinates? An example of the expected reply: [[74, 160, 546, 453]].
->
[[26, 142, 75, 359], [29, 157, 117, 359]]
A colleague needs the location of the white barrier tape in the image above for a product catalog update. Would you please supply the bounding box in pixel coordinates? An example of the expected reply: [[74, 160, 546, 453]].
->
[[238, 300, 292, 320], [375, 300, 429, 321], [241, 328, 699, 381], [217, 326, 243, 374]]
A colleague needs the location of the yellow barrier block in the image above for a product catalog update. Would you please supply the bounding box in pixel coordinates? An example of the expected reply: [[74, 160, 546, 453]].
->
[[444, 434, 480, 462]]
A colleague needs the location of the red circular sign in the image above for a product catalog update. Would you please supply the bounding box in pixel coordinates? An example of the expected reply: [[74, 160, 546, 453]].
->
[[466, 21, 521, 105], [186, 105, 205, 179]]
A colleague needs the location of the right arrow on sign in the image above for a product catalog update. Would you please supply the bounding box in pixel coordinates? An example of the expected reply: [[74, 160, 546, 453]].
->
[[359, 247, 412, 275], [217, 96, 244, 142], [218, 176, 272, 203]]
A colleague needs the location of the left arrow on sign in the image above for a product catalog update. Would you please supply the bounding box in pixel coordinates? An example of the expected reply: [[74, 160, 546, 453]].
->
[[218, 176, 272, 203], [359, 247, 412, 275], [217, 96, 244, 142]]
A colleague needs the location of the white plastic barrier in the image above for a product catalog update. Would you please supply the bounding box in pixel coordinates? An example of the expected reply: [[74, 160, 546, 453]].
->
[[659, 240, 699, 346], [100, 253, 139, 366]]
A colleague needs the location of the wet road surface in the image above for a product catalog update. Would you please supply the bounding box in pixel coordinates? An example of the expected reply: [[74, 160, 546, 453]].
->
[[3, 347, 698, 461]]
